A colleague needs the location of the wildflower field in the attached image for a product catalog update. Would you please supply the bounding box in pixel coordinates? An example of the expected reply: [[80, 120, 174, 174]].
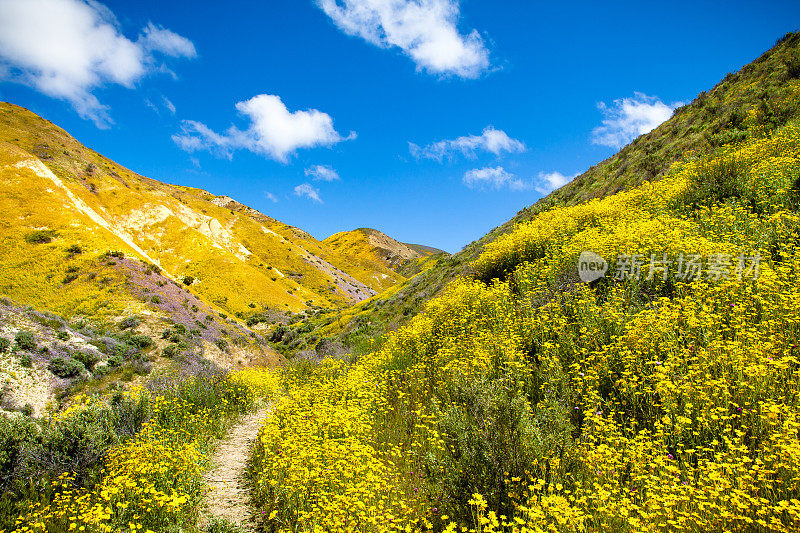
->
[[3, 368, 277, 533], [247, 83, 800, 532]]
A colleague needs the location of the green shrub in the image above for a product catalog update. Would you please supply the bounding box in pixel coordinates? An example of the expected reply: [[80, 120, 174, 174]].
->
[[150, 295, 161, 304], [674, 154, 758, 213], [143, 263, 161, 275], [106, 355, 122, 368], [0, 415, 40, 487], [183, 276, 195, 286], [62, 272, 79, 284], [14, 331, 36, 351], [0, 338, 9, 353], [73, 350, 99, 371], [65, 244, 83, 255], [19, 353, 32, 368], [118, 316, 140, 330], [47, 357, 84, 378], [30, 405, 119, 485], [56, 331, 69, 341], [127, 335, 152, 349], [162, 345, 178, 358], [24, 230, 56, 244]]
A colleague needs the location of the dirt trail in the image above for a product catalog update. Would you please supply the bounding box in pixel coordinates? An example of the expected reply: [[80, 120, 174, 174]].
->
[[203, 406, 268, 530]]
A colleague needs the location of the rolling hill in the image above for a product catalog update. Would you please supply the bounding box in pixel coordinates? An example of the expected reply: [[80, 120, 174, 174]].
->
[[323, 227, 447, 277]]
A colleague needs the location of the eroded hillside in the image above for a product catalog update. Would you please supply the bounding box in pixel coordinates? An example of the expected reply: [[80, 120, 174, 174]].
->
[[0, 103, 421, 325]]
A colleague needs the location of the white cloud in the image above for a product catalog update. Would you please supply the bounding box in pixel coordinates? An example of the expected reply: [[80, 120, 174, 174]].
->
[[294, 183, 322, 203], [138, 22, 196, 58], [173, 94, 355, 163], [535, 171, 575, 195], [162, 95, 176, 114], [0, 0, 196, 127], [305, 164, 340, 181], [463, 166, 528, 191], [264, 191, 279, 203], [316, 0, 490, 78], [591, 92, 680, 149], [145, 94, 176, 115], [410, 126, 525, 161]]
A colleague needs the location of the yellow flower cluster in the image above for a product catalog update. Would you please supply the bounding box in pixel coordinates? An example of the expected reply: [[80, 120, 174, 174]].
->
[[250, 360, 436, 532]]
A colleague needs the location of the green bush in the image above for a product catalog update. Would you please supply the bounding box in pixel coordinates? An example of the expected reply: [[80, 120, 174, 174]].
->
[[676, 155, 748, 209], [30, 405, 119, 485], [127, 335, 153, 349], [65, 244, 83, 255], [19, 353, 32, 368], [73, 350, 99, 371], [0, 415, 40, 487], [24, 230, 56, 244], [47, 357, 84, 378], [183, 276, 195, 286], [14, 331, 36, 351], [0, 338, 9, 353], [118, 316, 140, 330]]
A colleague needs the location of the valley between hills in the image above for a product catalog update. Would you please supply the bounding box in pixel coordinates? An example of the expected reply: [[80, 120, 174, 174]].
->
[[2, 30, 800, 533]]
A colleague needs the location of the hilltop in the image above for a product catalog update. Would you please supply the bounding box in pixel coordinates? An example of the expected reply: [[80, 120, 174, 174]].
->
[[323, 227, 447, 277]]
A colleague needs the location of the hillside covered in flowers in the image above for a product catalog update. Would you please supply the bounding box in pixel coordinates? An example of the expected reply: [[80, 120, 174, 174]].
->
[[245, 41, 800, 532], [2, 28, 800, 533]]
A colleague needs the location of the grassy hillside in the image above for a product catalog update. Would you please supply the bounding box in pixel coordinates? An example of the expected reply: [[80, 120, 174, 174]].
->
[[246, 61, 800, 531], [303, 31, 800, 354]]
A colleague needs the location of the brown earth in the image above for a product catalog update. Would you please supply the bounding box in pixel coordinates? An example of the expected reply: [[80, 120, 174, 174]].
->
[[203, 406, 269, 531]]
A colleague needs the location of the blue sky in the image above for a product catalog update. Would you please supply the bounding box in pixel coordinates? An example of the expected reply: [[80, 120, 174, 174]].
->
[[0, 0, 798, 253]]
